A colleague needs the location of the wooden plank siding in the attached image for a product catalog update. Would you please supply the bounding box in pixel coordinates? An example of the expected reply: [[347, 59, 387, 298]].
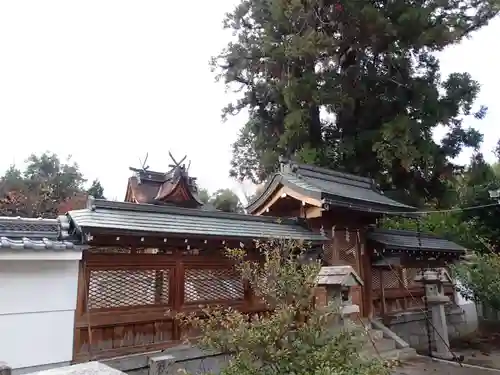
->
[[72, 250, 259, 362]]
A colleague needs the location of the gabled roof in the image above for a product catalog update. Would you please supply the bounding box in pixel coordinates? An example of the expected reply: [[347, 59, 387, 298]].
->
[[66, 198, 327, 243], [317, 265, 364, 286], [125, 165, 208, 209], [247, 162, 416, 215], [367, 228, 466, 254]]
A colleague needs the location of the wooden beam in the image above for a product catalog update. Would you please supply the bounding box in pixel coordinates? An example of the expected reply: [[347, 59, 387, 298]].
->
[[305, 206, 323, 218], [254, 186, 322, 216], [255, 187, 286, 216]]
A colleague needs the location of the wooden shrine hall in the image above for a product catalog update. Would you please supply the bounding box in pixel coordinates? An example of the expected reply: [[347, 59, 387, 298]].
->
[[247, 160, 466, 319], [62, 157, 327, 361], [0, 154, 468, 363]]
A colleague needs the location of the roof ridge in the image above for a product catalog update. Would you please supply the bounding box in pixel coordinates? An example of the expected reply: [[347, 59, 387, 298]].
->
[[0, 216, 58, 224], [296, 170, 377, 191], [85, 197, 309, 227], [292, 163, 375, 185]]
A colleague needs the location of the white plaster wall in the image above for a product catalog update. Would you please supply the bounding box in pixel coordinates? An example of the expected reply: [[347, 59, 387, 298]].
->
[[0, 260, 80, 369], [454, 279, 478, 334]]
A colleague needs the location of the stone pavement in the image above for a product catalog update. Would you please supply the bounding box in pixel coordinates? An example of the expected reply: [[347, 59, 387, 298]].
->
[[392, 357, 500, 375]]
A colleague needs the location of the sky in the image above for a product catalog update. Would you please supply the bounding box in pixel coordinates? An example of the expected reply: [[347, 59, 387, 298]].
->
[[0, 2, 499, 202]]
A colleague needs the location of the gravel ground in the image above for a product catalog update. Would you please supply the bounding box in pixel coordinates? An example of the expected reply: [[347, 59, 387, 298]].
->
[[392, 357, 500, 375]]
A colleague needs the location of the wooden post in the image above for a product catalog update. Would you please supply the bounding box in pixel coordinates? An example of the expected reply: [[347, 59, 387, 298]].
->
[[379, 268, 386, 316], [360, 240, 373, 318], [172, 260, 184, 341], [399, 267, 408, 310], [154, 270, 164, 303]]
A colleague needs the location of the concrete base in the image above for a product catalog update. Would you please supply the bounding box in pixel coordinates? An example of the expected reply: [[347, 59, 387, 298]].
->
[[25, 362, 126, 375], [383, 306, 468, 351], [12, 362, 72, 375]]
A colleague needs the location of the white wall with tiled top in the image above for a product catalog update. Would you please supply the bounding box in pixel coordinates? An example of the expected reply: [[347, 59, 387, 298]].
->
[[0, 252, 82, 372]]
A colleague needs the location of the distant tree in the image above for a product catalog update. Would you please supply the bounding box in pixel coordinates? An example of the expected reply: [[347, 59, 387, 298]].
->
[[458, 153, 500, 253], [197, 187, 245, 213], [454, 251, 500, 310], [198, 188, 211, 204], [23, 152, 85, 198], [383, 152, 500, 254], [210, 189, 244, 213], [0, 152, 91, 218], [87, 179, 106, 199]]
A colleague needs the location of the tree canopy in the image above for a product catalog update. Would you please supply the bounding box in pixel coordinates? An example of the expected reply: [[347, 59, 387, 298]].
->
[[0, 152, 106, 218], [199, 187, 244, 213], [214, 0, 497, 208], [87, 179, 106, 199], [383, 151, 500, 253]]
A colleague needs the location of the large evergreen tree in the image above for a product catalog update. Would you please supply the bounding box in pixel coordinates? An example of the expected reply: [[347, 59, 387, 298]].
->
[[215, 0, 497, 207]]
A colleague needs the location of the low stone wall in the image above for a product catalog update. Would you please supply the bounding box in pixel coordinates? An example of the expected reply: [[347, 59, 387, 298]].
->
[[384, 306, 468, 351], [98, 346, 229, 375], [149, 346, 229, 375]]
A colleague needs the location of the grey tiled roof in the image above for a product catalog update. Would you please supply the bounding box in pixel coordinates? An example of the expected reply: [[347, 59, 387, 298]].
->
[[367, 228, 466, 253], [0, 237, 78, 250], [0, 216, 82, 251], [67, 198, 327, 242], [248, 162, 416, 214], [0, 216, 59, 239]]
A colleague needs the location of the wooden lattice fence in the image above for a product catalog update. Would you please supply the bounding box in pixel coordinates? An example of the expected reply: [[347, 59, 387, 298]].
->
[[73, 249, 252, 362]]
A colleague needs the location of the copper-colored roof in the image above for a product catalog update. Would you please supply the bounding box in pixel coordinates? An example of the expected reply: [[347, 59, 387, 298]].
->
[[125, 166, 204, 209]]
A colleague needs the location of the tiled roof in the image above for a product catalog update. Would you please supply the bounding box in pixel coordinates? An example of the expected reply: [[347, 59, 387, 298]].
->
[[0, 216, 81, 251], [367, 228, 466, 254], [67, 198, 327, 243], [0, 237, 78, 250], [317, 265, 363, 286], [126, 166, 205, 208], [0, 216, 59, 239], [247, 162, 416, 214]]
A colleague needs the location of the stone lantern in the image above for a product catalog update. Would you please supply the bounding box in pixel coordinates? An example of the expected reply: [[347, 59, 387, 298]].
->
[[414, 269, 454, 358], [316, 265, 363, 321]]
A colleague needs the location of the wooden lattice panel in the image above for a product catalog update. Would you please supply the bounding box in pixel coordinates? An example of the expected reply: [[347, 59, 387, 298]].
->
[[339, 245, 357, 266], [402, 268, 419, 287], [88, 269, 170, 309], [184, 268, 244, 303], [381, 270, 400, 289], [329, 230, 360, 272], [372, 271, 381, 291]]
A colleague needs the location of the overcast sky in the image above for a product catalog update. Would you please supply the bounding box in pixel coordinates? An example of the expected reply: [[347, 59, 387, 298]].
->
[[0, 1, 498, 202]]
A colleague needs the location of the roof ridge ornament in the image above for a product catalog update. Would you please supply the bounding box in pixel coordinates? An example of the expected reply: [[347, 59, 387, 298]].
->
[[87, 196, 96, 211], [138, 152, 150, 172], [278, 155, 291, 173], [168, 151, 187, 171]]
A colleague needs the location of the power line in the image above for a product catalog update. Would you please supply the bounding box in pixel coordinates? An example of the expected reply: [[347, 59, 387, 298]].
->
[[377, 202, 500, 216]]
